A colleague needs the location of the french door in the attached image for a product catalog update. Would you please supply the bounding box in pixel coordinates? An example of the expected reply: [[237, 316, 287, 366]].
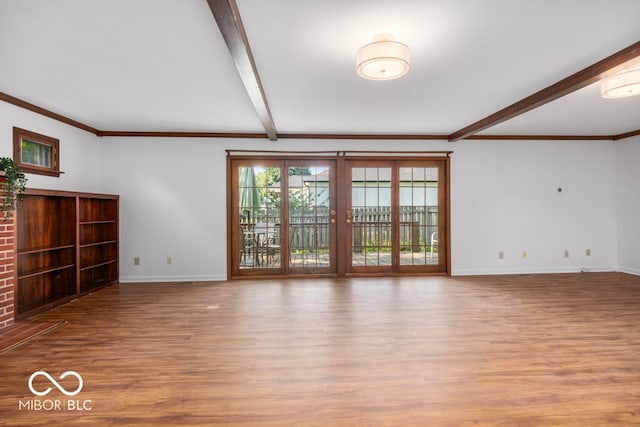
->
[[344, 159, 448, 274], [228, 155, 449, 278], [229, 158, 337, 277]]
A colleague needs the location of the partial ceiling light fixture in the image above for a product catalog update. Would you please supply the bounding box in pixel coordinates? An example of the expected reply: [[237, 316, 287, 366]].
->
[[357, 33, 410, 80], [600, 63, 640, 99]]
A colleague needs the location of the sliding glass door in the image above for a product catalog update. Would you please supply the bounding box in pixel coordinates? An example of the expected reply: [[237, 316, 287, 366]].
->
[[228, 155, 449, 278], [230, 159, 337, 276], [345, 159, 447, 274]]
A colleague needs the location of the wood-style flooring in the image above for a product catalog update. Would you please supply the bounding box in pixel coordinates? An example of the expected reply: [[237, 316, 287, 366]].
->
[[1, 272, 640, 426], [0, 321, 64, 354]]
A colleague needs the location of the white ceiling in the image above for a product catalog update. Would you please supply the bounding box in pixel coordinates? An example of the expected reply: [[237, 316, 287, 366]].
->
[[1, 0, 639, 137]]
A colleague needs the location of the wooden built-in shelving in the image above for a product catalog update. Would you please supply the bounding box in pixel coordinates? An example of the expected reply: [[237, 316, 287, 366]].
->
[[16, 189, 119, 317], [77, 197, 118, 293]]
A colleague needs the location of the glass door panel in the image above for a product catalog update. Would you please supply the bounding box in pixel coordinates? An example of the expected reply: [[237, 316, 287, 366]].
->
[[288, 165, 334, 271], [237, 165, 282, 271], [399, 167, 439, 266], [350, 166, 393, 270]]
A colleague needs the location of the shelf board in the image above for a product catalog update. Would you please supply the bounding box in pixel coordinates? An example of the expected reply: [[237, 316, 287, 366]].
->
[[79, 220, 116, 225], [80, 278, 117, 293], [18, 264, 76, 280], [18, 244, 75, 256], [79, 240, 117, 249], [17, 294, 76, 318], [79, 259, 117, 272]]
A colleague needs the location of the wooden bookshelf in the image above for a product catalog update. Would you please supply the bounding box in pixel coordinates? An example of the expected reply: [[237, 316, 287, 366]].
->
[[16, 189, 119, 318], [78, 197, 119, 293]]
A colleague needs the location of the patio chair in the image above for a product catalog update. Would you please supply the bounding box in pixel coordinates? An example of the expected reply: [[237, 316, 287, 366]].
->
[[254, 223, 280, 267], [428, 231, 438, 259], [263, 233, 281, 266], [240, 224, 258, 267]]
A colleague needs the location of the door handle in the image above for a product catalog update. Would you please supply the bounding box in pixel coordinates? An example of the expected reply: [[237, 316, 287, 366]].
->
[[346, 210, 351, 224]]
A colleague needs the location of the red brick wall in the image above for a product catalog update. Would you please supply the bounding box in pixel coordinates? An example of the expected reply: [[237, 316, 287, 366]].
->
[[0, 175, 15, 329]]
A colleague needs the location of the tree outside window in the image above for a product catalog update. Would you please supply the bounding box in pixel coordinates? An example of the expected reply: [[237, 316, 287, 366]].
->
[[13, 127, 60, 177]]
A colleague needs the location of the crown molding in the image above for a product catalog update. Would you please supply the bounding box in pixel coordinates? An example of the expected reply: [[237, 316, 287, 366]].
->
[[0, 92, 99, 135], [2, 92, 638, 142]]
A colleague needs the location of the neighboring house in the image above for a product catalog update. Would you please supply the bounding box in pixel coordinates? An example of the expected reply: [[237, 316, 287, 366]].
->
[[267, 173, 331, 207], [270, 168, 439, 208]]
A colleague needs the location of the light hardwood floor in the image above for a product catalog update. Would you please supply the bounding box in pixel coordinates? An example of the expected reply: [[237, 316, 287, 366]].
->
[[1, 273, 640, 426]]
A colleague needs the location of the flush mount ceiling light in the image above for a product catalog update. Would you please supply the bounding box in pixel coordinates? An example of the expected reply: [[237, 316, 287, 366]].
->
[[356, 33, 410, 81], [600, 64, 640, 98]]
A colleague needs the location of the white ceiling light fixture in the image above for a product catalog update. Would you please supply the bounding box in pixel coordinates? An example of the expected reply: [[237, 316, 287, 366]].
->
[[600, 64, 640, 99], [356, 33, 410, 81]]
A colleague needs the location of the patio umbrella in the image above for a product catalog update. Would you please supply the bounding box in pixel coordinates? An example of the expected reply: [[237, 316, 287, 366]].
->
[[239, 167, 261, 223]]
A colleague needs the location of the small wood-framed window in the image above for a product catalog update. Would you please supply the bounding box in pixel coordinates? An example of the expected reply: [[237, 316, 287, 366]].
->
[[13, 127, 61, 177]]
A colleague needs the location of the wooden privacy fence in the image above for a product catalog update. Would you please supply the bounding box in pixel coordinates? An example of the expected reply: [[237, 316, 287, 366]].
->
[[350, 206, 438, 253], [247, 206, 438, 251], [289, 207, 330, 251]]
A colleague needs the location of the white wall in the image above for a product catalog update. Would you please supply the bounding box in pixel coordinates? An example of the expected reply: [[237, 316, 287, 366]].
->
[[452, 140, 617, 274], [98, 137, 619, 281], [99, 138, 230, 282], [0, 101, 630, 281], [0, 103, 101, 192], [617, 135, 640, 275]]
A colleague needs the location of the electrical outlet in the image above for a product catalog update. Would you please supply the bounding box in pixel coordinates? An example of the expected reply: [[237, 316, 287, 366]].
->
[[564, 250, 570, 258], [134, 257, 140, 266], [521, 250, 527, 259], [167, 256, 172, 265], [498, 251, 504, 260], [586, 249, 591, 256]]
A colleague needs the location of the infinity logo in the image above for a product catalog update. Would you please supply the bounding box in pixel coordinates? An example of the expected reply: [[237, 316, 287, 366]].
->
[[28, 371, 84, 397]]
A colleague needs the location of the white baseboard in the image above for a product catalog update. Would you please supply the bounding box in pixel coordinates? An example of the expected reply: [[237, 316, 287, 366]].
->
[[452, 266, 615, 276], [617, 267, 640, 276], [118, 275, 227, 283], [119, 267, 631, 282]]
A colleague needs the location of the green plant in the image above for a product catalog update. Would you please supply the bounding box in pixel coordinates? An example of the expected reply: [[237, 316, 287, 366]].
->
[[0, 157, 27, 218]]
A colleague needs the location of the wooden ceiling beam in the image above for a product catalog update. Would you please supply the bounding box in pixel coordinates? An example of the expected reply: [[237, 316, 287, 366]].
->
[[448, 41, 640, 142], [206, 0, 277, 141]]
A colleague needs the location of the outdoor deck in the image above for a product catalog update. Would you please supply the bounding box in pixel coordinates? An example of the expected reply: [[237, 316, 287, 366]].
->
[[241, 251, 440, 269]]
